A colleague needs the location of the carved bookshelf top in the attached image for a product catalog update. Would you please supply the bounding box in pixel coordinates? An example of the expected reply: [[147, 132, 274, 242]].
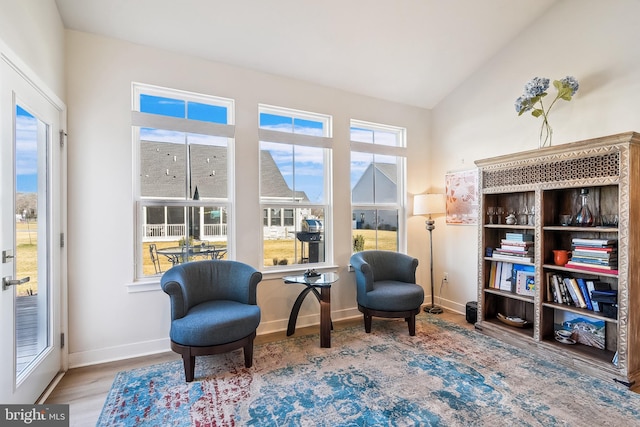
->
[[475, 132, 640, 190]]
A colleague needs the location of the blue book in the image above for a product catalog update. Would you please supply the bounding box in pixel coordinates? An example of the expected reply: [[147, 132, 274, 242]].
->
[[576, 278, 593, 310], [511, 264, 535, 293]]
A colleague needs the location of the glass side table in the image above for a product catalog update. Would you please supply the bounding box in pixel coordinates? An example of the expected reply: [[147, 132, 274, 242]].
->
[[283, 272, 339, 348]]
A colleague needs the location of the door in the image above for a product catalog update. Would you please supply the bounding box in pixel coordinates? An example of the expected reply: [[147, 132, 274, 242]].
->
[[0, 54, 66, 403]]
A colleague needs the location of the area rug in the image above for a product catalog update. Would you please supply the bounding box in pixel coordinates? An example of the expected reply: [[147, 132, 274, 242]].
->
[[98, 315, 640, 426]]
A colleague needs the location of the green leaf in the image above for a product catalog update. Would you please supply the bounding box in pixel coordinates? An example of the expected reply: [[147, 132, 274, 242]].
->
[[557, 86, 572, 101], [531, 109, 543, 118]]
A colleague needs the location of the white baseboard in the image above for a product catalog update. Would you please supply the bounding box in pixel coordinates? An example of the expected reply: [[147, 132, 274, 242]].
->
[[68, 303, 468, 368], [68, 338, 171, 368], [69, 308, 363, 368]]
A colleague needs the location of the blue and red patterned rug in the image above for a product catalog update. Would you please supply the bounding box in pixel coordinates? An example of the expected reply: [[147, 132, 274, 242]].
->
[[98, 315, 640, 426]]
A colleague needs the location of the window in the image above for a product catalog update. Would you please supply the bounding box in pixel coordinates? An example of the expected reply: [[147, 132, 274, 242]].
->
[[133, 83, 234, 278], [350, 120, 406, 253], [259, 104, 332, 268]]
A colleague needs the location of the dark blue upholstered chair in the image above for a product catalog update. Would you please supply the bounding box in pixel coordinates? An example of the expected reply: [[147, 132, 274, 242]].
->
[[161, 260, 263, 382], [350, 250, 424, 335]]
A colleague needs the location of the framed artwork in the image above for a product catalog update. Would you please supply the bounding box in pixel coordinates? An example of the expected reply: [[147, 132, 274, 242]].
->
[[445, 169, 479, 225]]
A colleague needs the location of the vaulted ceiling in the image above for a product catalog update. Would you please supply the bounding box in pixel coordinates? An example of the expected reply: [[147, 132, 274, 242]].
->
[[55, 0, 557, 109]]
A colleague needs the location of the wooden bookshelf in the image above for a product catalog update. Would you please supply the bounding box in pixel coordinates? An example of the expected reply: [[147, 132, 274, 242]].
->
[[475, 132, 640, 389]]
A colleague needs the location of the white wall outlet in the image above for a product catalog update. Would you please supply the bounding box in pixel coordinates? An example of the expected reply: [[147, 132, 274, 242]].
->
[[443, 272, 449, 283]]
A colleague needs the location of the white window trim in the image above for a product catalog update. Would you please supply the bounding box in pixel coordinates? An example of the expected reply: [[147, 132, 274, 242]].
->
[[131, 83, 236, 287], [259, 104, 333, 270], [350, 119, 407, 253]]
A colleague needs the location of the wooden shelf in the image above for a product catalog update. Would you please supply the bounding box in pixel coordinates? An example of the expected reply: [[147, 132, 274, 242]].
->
[[541, 301, 618, 324], [542, 264, 619, 279], [484, 287, 534, 303], [484, 224, 535, 230], [543, 225, 618, 232]]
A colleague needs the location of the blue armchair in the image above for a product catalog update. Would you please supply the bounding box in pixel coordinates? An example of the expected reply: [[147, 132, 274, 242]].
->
[[161, 260, 263, 382], [350, 250, 424, 335]]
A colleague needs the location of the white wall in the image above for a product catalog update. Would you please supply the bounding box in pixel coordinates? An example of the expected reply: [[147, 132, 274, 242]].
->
[[64, 30, 432, 366], [0, 0, 65, 97], [431, 0, 640, 311]]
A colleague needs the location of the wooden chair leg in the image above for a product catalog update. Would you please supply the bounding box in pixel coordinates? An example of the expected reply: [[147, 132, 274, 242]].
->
[[408, 314, 416, 336], [364, 313, 372, 333], [243, 339, 254, 368], [182, 352, 196, 382]]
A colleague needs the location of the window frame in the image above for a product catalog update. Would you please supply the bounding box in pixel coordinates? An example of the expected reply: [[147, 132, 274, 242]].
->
[[350, 119, 407, 253], [132, 83, 235, 281], [259, 104, 333, 270]]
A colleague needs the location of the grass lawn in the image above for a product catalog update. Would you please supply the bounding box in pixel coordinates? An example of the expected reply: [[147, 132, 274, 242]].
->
[[15, 221, 38, 296]]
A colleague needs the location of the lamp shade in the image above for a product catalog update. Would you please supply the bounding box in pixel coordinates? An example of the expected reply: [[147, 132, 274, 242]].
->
[[413, 193, 445, 216]]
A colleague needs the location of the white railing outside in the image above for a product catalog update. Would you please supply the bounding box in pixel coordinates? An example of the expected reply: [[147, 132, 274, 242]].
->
[[144, 223, 227, 242]]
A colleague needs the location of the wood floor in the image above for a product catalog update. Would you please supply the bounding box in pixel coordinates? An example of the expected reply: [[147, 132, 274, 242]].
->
[[45, 310, 470, 426]]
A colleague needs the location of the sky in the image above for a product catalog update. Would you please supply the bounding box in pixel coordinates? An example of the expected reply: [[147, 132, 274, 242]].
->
[[16, 105, 38, 193]]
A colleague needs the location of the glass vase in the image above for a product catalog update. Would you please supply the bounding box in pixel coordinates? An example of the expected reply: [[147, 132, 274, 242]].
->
[[539, 120, 552, 148]]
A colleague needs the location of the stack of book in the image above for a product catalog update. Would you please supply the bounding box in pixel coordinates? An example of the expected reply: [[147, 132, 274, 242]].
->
[[490, 232, 534, 263], [565, 238, 618, 274]]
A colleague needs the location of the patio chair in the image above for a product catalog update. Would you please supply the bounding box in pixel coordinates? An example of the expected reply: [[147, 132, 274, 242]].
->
[[350, 250, 424, 335], [161, 260, 263, 382], [149, 243, 162, 274]]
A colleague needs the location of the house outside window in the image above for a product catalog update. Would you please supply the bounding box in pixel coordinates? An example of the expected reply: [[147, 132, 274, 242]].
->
[[132, 83, 235, 278], [259, 104, 332, 268], [350, 120, 407, 253]]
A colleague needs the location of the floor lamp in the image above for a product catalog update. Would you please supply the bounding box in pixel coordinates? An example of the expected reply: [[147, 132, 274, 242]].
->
[[413, 194, 446, 314]]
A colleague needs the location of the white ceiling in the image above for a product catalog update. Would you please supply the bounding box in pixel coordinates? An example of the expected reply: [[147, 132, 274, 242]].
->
[[54, 0, 557, 109]]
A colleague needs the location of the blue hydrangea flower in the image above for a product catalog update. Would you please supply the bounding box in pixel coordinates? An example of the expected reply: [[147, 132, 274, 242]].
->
[[523, 77, 550, 98], [515, 96, 532, 114], [559, 76, 579, 96]]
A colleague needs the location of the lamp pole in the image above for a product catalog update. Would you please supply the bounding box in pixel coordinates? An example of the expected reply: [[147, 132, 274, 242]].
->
[[425, 215, 443, 314]]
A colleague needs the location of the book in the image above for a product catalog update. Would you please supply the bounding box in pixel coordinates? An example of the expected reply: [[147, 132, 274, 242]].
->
[[515, 270, 535, 296], [488, 261, 498, 289], [571, 252, 616, 262], [505, 232, 533, 241], [565, 261, 618, 273], [498, 245, 534, 253], [576, 278, 593, 310], [512, 264, 535, 293], [571, 238, 617, 247], [585, 280, 599, 312], [563, 277, 582, 307], [546, 272, 556, 303], [554, 275, 571, 305], [572, 246, 617, 254], [499, 261, 513, 291], [493, 250, 534, 259], [569, 256, 617, 267], [491, 253, 534, 263], [500, 239, 534, 248], [551, 274, 563, 304], [494, 261, 502, 288], [554, 311, 605, 349]]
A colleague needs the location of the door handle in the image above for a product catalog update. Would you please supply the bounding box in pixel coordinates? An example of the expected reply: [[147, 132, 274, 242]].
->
[[2, 276, 30, 291]]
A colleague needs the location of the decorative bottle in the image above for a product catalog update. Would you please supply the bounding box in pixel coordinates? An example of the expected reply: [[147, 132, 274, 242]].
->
[[575, 188, 593, 227]]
